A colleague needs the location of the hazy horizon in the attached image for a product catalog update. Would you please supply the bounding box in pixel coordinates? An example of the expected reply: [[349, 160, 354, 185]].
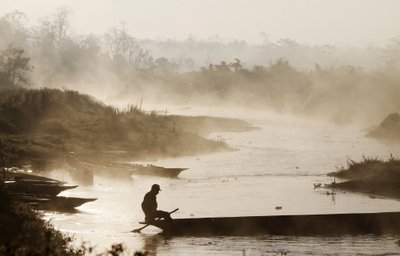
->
[[1, 0, 399, 47], [1, 0, 400, 126]]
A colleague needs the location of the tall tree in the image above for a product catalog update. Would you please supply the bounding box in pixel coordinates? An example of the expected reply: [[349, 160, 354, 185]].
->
[[0, 11, 29, 49], [0, 45, 33, 87], [384, 36, 400, 71], [104, 23, 153, 69]]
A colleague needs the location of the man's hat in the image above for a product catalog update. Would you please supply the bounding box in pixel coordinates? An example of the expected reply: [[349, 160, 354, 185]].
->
[[152, 184, 161, 191]]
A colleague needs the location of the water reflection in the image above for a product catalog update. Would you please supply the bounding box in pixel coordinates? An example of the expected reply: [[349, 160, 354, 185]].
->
[[140, 234, 400, 256], [142, 234, 173, 256]]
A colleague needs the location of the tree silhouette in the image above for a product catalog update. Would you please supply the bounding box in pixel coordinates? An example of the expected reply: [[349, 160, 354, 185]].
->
[[230, 58, 243, 72], [0, 45, 33, 87], [105, 23, 153, 69]]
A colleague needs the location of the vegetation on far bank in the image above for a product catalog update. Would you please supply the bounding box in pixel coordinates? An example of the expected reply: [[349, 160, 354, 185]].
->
[[1, 10, 400, 125], [0, 88, 254, 170], [327, 156, 400, 199]]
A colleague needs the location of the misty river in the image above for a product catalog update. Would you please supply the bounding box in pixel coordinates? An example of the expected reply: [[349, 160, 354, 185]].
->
[[44, 111, 400, 255]]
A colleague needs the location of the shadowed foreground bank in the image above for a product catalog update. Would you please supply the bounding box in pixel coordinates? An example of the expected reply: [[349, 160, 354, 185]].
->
[[0, 183, 81, 255], [0, 184, 148, 255]]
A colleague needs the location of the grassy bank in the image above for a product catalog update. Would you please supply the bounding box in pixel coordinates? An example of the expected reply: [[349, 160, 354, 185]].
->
[[0, 184, 148, 255], [0, 184, 80, 255], [0, 88, 254, 170], [328, 156, 400, 199]]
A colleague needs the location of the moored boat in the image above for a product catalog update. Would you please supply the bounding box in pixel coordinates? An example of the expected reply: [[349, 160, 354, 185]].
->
[[130, 164, 187, 178], [4, 179, 78, 197], [70, 160, 187, 178], [2, 168, 64, 184], [15, 195, 97, 211], [140, 211, 400, 236]]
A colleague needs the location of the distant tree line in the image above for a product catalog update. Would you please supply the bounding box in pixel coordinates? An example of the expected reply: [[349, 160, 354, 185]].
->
[[0, 8, 181, 89], [1, 8, 400, 124]]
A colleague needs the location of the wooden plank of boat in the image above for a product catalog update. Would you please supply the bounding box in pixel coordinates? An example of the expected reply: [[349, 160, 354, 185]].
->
[[3, 169, 65, 184], [131, 164, 188, 178], [4, 180, 78, 197], [98, 162, 188, 178], [141, 211, 400, 236], [36, 196, 97, 210], [16, 195, 97, 211]]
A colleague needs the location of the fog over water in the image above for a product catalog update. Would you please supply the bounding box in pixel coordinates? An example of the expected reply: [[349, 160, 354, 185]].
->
[[1, 1, 400, 126]]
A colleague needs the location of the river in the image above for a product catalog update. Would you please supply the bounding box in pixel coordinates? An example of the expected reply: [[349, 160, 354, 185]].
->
[[45, 111, 400, 255]]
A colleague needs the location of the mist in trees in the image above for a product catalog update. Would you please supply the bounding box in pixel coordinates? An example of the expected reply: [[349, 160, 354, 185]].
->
[[0, 8, 399, 125], [0, 45, 33, 87]]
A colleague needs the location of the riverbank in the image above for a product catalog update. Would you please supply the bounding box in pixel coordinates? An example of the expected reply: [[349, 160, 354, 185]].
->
[[0, 184, 80, 255], [327, 156, 400, 199], [0, 88, 255, 171]]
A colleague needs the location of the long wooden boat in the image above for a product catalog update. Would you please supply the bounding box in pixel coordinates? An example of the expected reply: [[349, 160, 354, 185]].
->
[[130, 164, 187, 178], [76, 160, 187, 179], [2, 168, 65, 184], [16, 195, 97, 211], [4, 180, 78, 197], [140, 211, 400, 236]]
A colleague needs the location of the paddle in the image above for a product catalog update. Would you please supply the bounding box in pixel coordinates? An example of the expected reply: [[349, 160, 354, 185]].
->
[[131, 208, 179, 233]]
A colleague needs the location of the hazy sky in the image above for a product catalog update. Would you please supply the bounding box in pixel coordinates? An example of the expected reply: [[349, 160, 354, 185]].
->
[[1, 0, 399, 46]]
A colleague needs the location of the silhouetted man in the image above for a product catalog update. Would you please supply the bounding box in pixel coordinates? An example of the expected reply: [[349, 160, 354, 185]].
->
[[141, 184, 172, 222]]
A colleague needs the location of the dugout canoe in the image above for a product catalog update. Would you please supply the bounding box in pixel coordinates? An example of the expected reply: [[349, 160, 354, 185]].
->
[[106, 162, 187, 178], [35, 196, 97, 210], [4, 179, 78, 197], [131, 164, 187, 178], [16, 195, 97, 211], [2, 168, 64, 184], [80, 161, 186, 178], [140, 211, 400, 236]]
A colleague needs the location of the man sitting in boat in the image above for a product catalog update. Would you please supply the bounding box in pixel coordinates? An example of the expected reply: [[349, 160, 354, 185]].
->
[[141, 184, 172, 223]]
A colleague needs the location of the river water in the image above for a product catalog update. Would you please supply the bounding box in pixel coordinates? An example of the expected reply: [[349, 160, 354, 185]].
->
[[45, 112, 400, 255]]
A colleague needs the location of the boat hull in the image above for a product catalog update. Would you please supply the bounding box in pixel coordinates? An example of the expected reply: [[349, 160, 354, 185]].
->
[[36, 196, 97, 210], [146, 212, 400, 236], [3, 169, 64, 183], [131, 165, 187, 178], [105, 162, 187, 178], [17, 195, 97, 211], [4, 180, 78, 197]]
